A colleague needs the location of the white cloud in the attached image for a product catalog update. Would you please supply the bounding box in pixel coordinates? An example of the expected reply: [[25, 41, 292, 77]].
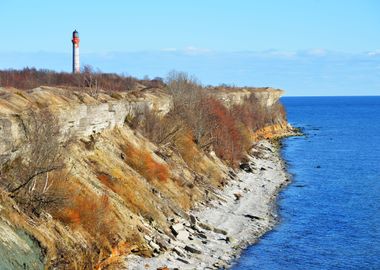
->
[[268, 50, 297, 58], [367, 50, 380, 56], [183, 46, 211, 55], [305, 48, 328, 56], [160, 48, 178, 52], [255, 49, 297, 59]]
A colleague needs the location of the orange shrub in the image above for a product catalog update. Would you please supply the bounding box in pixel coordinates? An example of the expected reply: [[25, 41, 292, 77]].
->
[[123, 144, 169, 182], [59, 208, 81, 225], [55, 192, 117, 241], [97, 173, 118, 193]]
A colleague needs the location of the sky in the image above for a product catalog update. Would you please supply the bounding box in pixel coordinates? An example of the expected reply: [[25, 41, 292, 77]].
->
[[0, 0, 379, 96]]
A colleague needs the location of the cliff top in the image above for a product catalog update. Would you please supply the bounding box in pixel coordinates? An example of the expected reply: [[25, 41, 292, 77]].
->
[[0, 84, 284, 116]]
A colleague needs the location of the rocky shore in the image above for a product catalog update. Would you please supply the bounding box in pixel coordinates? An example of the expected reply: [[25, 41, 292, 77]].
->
[[126, 140, 291, 269]]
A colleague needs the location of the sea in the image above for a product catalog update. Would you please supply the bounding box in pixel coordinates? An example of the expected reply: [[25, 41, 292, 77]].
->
[[232, 96, 380, 270]]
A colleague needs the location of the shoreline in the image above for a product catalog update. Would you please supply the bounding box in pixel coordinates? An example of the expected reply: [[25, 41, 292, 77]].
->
[[126, 140, 292, 269]]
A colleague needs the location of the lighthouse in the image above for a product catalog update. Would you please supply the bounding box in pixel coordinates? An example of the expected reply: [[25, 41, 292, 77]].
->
[[72, 30, 80, 73]]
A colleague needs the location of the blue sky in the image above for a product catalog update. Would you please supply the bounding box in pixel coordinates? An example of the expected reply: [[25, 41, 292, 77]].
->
[[0, 0, 379, 96]]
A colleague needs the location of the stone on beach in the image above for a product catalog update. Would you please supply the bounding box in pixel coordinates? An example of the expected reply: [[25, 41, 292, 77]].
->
[[175, 230, 190, 241], [213, 227, 228, 235], [171, 223, 184, 235], [149, 241, 161, 251], [234, 193, 242, 201], [198, 222, 213, 231], [125, 141, 291, 269], [189, 214, 198, 225], [173, 246, 186, 257], [184, 244, 202, 254]]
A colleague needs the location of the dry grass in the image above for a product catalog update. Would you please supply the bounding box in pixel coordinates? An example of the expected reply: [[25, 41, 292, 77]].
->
[[53, 182, 119, 251], [122, 144, 170, 183], [96, 171, 153, 217], [174, 131, 200, 168]]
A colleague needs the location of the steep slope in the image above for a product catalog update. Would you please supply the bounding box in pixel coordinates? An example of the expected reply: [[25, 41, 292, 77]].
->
[[0, 85, 293, 269]]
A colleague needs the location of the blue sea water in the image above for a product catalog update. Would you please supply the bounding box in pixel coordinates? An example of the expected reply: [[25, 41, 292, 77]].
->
[[232, 96, 380, 270]]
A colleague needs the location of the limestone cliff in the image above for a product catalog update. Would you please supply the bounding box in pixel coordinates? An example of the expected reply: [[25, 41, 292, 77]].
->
[[208, 86, 284, 107], [0, 87, 171, 163], [0, 85, 291, 269]]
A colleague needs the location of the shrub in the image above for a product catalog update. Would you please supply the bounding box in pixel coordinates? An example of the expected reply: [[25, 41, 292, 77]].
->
[[0, 67, 163, 92], [55, 190, 118, 246], [130, 71, 288, 167], [122, 144, 169, 182]]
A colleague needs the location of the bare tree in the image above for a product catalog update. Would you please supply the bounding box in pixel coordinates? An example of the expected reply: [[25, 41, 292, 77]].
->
[[166, 71, 202, 111], [0, 109, 68, 213]]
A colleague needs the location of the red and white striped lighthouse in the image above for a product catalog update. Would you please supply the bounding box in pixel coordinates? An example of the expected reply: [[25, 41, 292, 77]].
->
[[72, 30, 80, 73]]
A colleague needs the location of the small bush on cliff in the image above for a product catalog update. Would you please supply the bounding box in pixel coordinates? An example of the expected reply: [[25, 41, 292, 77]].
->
[[52, 186, 122, 268], [56, 191, 117, 239], [122, 144, 170, 182]]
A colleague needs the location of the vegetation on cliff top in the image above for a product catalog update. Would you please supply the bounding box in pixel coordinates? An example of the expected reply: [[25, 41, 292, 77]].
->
[[0, 66, 163, 92]]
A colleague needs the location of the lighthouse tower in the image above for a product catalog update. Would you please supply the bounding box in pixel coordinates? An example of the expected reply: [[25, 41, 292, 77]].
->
[[72, 30, 80, 73]]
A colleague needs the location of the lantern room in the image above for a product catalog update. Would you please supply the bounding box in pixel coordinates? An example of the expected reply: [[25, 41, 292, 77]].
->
[[72, 30, 80, 44]]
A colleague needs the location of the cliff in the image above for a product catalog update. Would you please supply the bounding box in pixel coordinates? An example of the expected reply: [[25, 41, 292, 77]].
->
[[0, 85, 292, 269], [0, 87, 171, 163], [208, 86, 284, 108]]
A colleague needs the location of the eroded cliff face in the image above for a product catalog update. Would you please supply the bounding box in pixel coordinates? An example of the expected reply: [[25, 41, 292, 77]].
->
[[209, 87, 284, 108], [0, 86, 290, 269], [0, 87, 171, 164]]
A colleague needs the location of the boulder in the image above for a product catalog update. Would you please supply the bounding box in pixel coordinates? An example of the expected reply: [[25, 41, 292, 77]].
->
[[244, 214, 262, 220], [198, 222, 213, 231], [155, 236, 170, 251], [239, 163, 252, 172], [184, 244, 202, 254], [176, 230, 190, 241], [144, 235, 152, 242], [225, 236, 235, 243], [189, 214, 198, 225], [171, 223, 184, 235], [173, 246, 186, 257], [177, 257, 190, 264], [214, 260, 228, 269], [192, 223, 203, 233], [218, 255, 231, 261], [234, 193, 242, 201], [130, 245, 140, 253], [213, 227, 228, 235], [149, 241, 160, 251], [197, 233, 207, 239]]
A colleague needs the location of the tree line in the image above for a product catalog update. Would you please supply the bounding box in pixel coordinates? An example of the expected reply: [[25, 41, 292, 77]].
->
[[0, 66, 164, 92]]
